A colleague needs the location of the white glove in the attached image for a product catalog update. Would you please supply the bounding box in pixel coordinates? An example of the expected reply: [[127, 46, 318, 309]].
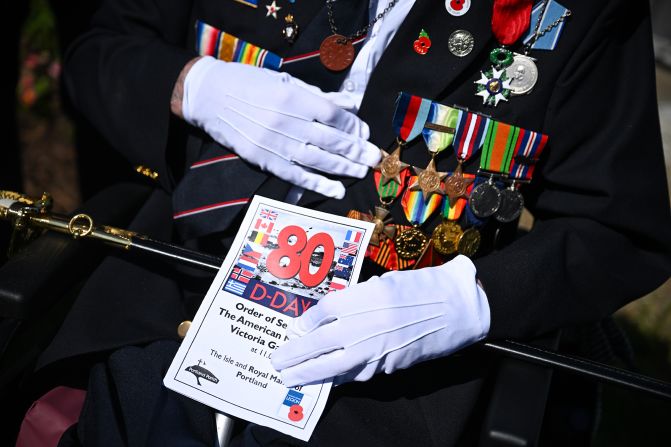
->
[[271, 255, 490, 387], [182, 56, 381, 199]]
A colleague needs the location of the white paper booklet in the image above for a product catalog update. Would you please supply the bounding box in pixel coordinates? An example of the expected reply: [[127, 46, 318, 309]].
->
[[164, 196, 374, 441]]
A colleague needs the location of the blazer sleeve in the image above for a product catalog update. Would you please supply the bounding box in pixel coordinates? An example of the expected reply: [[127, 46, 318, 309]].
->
[[63, 0, 197, 191], [474, 1, 671, 340]]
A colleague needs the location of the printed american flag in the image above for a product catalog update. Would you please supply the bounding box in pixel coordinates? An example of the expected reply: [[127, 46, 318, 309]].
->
[[340, 242, 358, 255]]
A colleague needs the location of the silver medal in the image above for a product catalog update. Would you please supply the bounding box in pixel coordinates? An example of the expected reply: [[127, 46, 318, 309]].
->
[[448, 30, 475, 57], [495, 188, 524, 223], [505, 54, 539, 96], [469, 181, 501, 218]]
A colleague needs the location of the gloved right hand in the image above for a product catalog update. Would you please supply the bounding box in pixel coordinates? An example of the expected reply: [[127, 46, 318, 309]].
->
[[181, 56, 380, 199]]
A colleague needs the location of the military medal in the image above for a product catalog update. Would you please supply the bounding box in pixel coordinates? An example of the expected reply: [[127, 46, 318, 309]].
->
[[409, 158, 447, 201], [395, 226, 429, 260], [265, 0, 281, 18], [448, 30, 475, 57], [444, 109, 490, 206], [282, 14, 299, 44], [506, 54, 538, 96], [469, 120, 520, 218], [457, 227, 481, 257], [474, 0, 533, 106], [322, 0, 398, 71], [495, 127, 549, 222]]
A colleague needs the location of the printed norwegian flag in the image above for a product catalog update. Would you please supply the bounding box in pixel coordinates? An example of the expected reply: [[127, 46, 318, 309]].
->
[[345, 230, 362, 243], [260, 208, 278, 221], [231, 266, 254, 284], [340, 242, 358, 255], [254, 219, 275, 232]]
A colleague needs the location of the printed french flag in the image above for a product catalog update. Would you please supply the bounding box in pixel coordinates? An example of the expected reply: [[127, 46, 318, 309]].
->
[[345, 230, 362, 244]]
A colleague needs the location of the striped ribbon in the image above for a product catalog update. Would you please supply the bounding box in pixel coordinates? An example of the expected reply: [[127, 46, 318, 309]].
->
[[453, 110, 491, 161], [401, 177, 442, 225], [375, 170, 408, 200], [440, 173, 476, 220], [392, 92, 432, 142], [233, 0, 258, 7], [196, 21, 282, 70], [509, 128, 549, 181], [422, 103, 459, 154], [366, 225, 416, 271], [480, 121, 520, 174]]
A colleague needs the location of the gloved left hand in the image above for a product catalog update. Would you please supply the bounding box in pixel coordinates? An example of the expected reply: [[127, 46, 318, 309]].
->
[[271, 255, 490, 387]]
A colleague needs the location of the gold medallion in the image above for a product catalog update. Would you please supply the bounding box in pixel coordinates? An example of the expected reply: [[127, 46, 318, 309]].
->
[[374, 144, 409, 186], [431, 220, 463, 256], [395, 226, 428, 259], [457, 227, 481, 257], [409, 158, 447, 201]]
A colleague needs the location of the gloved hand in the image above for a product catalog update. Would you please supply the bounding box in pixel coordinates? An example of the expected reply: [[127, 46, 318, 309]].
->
[[182, 56, 381, 199], [271, 255, 490, 387]]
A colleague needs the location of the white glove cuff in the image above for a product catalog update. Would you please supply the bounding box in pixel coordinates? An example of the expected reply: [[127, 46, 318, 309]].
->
[[182, 55, 219, 126], [444, 255, 491, 341]]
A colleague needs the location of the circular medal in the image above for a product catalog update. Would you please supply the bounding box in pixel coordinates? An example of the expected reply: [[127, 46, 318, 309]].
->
[[446, 0, 471, 16], [457, 228, 481, 257], [319, 34, 355, 72], [495, 188, 524, 223], [448, 30, 475, 57], [469, 181, 501, 218], [505, 54, 539, 96], [431, 221, 463, 256], [395, 227, 428, 259]]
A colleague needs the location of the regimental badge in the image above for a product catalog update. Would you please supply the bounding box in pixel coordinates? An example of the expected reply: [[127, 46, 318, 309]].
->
[[474, 66, 512, 107], [282, 15, 299, 44]]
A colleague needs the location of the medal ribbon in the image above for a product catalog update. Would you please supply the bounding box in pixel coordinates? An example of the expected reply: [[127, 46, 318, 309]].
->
[[392, 92, 432, 142], [509, 128, 549, 181], [453, 110, 491, 161], [196, 21, 282, 70], [401, 178, 442, 225], [366, 226, 415, 271], [375, 170, 408, 200], [422, 103, 459, 154], [480, 121, 520, 174], [440, 173, 476, 221], [491, 0, 533, 46]]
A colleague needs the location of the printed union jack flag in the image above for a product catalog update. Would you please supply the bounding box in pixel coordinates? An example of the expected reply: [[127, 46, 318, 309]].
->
[[260, 208, 278, 221], [340, 242, 358, 255], [231, 266, 254, 284]]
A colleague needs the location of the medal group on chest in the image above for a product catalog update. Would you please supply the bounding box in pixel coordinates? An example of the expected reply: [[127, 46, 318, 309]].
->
[[348, 92, 548, 271]]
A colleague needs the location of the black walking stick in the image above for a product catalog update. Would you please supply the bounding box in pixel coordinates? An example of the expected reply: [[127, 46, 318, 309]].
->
[[2, 190, 670, 401]]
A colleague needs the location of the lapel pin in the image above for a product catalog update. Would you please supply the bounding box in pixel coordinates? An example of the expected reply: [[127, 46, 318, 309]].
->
[[282, 14, 299, 43], [413, 29, 432, 55], [446, 0, 471, 17], [448, 29, 474, 57]]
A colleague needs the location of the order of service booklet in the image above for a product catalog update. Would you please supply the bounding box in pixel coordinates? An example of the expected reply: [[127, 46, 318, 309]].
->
[[164, 195, 374, 441]]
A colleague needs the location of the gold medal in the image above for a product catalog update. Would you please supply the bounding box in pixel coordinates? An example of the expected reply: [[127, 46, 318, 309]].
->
[[457, 227, 481, 257], [431, 220, 463, 256], [409, 158, 447, 201], [395, 226, 428, 259]]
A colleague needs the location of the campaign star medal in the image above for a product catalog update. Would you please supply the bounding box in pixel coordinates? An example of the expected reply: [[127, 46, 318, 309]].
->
[[374, 145, 410, 186], [265, 0, 281, 19], [409, 158, 447, 201], [444, 162, 474, 206]]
